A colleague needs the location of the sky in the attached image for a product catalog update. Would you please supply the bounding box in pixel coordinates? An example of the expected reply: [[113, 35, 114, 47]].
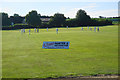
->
[[0, 0, 119, 18]]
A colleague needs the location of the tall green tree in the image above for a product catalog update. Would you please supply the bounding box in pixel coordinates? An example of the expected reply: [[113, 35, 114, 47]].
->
[[49, 13, 66, 27], [76, 9, 91, 26], [0, 13, 11, 26], [66, 18, 77, 27], [10, 14, 24, 24], [25, 10, 41, 27]]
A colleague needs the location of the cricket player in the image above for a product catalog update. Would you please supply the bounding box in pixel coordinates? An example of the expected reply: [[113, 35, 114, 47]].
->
[[47, 27, 48, 31], [67, 26, 68, 29], [56, 28, 58, 34], [35, 28, 36, 32], [23, 29, 25, 33], [88, 26, 89, 30], [81, 27, 83, 30], [29, 29, 31, 35], [21, 29, 23, 33], [37, 28, 39, 33], [94, 27, 96, 32], [97, 27, 99, 32], [90, 27, 92, 31]]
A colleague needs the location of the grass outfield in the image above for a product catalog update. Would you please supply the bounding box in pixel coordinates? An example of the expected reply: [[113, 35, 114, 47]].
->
[[2, 25, 118, 78]]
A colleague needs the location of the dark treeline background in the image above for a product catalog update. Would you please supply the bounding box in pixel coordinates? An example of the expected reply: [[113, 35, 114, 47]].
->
[[1, 9, 119, 30]]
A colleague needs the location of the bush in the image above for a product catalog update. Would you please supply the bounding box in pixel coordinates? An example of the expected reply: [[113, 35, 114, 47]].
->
[[2, 24, 34, 30], [66, 19, 77, 27]]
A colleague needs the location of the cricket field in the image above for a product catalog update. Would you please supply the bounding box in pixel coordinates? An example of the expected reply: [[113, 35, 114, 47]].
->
[[2, 25, 118, 78]]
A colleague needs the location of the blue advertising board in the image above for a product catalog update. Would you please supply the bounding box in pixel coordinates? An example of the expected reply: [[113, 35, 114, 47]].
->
[[42, 41, 70, 49]]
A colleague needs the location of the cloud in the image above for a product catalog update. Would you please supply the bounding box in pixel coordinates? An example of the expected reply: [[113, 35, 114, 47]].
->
[[61, 2, 117, 18], [0, 7, 15, 16], [61, 3, 98, 18], [0, 1, 118, 18], [88, 9, 118, 18], [1, 8, 11, 13], [1, 0, 119, 2], [61, 8, 118, 18], [60, 8, 78, 18], [80, 3, 97, 10]]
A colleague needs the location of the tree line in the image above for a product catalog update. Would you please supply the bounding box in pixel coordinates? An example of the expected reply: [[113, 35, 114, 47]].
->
[[0, 9, 114, 30]]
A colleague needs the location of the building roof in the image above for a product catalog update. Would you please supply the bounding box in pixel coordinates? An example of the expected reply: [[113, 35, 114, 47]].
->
[[40, 18, 51, 22]]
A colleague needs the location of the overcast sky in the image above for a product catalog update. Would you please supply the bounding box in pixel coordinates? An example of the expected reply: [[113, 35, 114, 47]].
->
[[0, 0, 119, 18]]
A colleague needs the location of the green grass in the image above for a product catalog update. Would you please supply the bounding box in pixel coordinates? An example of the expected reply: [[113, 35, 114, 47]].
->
[[2, 25, 118, 78]]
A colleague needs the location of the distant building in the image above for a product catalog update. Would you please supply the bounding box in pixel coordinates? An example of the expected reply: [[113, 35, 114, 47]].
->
[[21, 17, 51, 24], [40, 18, 51, 23]]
